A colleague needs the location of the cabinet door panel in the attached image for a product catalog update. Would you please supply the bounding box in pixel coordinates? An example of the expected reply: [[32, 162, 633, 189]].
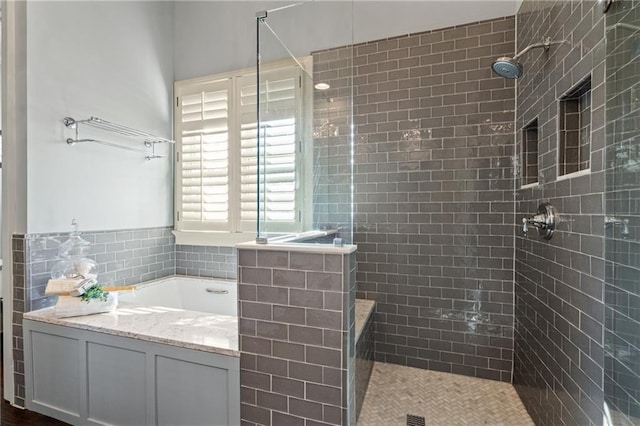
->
[[156, 355, 230, 426], [30, 331, 81, 415], [87, 342, 147, 425]]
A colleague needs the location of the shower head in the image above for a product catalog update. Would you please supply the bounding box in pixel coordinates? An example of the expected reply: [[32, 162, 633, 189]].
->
[[492, 57, 523, 79], [491, 37, 563, 79]]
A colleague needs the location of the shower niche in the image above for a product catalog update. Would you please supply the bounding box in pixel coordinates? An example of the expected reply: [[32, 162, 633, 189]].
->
[[559, 75, 592, 177], [521, 118, 539, 186]]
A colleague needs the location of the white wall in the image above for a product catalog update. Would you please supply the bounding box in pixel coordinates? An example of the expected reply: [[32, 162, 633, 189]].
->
[[174, 0, 520, 81], [2, 0, 28, 403], [26, 1, 174, 234]]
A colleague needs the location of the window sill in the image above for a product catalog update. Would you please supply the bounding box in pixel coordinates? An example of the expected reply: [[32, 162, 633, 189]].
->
[[173, 230, 255, 247], [557, 168, 590, 181], [520, 182, 539, 189]]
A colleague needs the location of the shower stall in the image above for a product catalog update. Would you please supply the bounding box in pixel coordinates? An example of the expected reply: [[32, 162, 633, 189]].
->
[[241, 0, 640, 425]]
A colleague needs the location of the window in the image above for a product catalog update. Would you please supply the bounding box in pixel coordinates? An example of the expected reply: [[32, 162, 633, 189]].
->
[[174, 59, 311, 237], [559, 75, 591, 176]]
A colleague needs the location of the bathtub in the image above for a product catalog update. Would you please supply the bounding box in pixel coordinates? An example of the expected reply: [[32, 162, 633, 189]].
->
[[119, 275, 238, 317], [23, 275, 241, 425]]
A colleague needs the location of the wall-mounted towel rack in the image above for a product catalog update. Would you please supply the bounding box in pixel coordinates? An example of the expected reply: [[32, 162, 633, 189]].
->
[[63, 116, 174, 160]]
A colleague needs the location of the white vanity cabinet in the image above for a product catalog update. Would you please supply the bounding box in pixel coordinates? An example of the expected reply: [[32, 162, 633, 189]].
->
[[23, 319, 240, 426]]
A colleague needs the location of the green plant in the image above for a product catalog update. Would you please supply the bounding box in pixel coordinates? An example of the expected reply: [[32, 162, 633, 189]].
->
[[80, 284, 108, 303]]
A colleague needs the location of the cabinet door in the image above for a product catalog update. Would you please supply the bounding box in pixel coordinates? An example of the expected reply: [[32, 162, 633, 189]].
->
[[86, 342, 147, 425], [25, 320, 241, 426], [155, 355, 231, 426], [29, 331, 81, 416]]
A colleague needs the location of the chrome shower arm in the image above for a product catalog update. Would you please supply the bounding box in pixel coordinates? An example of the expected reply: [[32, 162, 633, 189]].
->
[[513, 38, 563, 60]]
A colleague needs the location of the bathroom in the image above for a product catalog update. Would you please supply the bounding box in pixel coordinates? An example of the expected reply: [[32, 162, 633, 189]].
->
[[2, 0, 639, 425]]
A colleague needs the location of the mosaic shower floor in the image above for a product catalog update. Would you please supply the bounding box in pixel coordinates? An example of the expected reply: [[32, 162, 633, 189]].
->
[[358, 362, 534, 426]]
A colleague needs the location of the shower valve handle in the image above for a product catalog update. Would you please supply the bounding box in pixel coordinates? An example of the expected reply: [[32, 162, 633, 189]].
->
[[523, 214, 548, 231], [521, 203, 558, 240], [522, 215, 547, 236]]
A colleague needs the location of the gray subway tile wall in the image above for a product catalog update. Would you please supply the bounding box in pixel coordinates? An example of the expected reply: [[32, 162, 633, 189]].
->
[[237, 249, 355, 426], [175, 244, 237, 279], [514, 1, 607, 425], [313, 17, 518, 381], [11, 235, 28, 407], [11, 227, 175, 406]]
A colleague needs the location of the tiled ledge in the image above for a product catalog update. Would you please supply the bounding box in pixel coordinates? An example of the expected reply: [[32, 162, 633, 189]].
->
[[355, 299, 375, 342], [236, 240, 357, 254]]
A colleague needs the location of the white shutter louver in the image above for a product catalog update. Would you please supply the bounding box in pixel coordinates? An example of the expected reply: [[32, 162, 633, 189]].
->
[[178, 80, 232, 230]]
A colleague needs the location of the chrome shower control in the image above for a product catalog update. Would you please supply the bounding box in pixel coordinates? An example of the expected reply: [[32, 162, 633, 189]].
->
[[522, 203, 557, 240], [605, 216, 630, 237]]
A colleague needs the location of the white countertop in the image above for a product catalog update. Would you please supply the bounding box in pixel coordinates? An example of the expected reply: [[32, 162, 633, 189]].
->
[[24, 303, 239, 357], [24, 299, 373, 358]]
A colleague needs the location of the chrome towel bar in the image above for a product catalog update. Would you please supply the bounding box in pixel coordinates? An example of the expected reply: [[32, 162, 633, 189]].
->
[[64, 116, 174, 160]]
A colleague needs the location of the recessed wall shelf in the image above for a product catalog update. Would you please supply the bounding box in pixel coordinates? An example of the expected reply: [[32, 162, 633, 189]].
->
[[559, 76, 591, 176], [522, 119, 539, 186], [63, 116, 174, 160]]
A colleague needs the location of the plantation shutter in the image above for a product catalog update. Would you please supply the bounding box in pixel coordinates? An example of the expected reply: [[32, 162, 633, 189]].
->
[[238, 68, 300, 232], [177, 79, 234, 231], [174, 60, 307, 235]]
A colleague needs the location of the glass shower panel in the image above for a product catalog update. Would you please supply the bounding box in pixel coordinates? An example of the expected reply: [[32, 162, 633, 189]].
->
[[604, 0, 640, 424], [255, 2, 354, 245]]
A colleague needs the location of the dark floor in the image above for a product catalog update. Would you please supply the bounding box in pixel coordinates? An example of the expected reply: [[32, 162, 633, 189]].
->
[[1, 343, 68, 425]]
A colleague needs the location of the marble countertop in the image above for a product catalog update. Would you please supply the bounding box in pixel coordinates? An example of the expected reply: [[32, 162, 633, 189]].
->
[[24, 303, 239, 357], [25, 299, 373, 357], [355, 299, 376, 342]]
